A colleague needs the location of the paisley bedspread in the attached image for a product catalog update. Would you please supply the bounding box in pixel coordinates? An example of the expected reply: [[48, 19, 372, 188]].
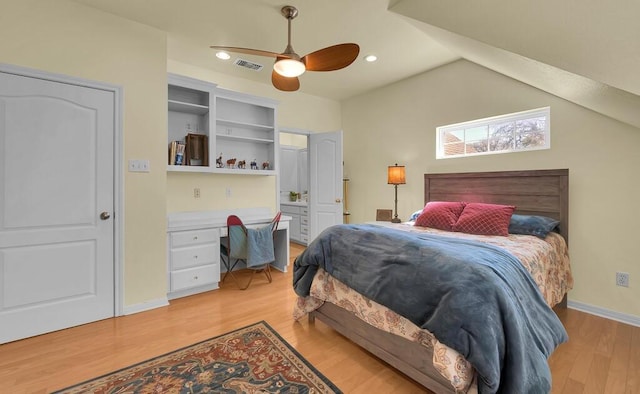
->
[[293, 222, 573, 393]]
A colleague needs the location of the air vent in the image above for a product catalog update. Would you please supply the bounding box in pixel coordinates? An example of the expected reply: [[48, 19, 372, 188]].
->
[[234, 58, 264, 72]]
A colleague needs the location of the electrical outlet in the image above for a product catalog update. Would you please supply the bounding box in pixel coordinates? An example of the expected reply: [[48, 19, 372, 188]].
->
[[193, 188, 200, 198], [616, 272, 629, 287]]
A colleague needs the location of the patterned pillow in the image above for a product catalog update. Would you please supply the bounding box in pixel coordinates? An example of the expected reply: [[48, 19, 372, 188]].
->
[[409, 210, 423, 222], [453, 203, 515, 236], [508, 214, 559, 238], [414, 201, 466, 231]]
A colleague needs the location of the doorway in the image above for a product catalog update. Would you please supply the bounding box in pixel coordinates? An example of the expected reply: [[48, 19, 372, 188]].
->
[[279, 129, 343, 245]]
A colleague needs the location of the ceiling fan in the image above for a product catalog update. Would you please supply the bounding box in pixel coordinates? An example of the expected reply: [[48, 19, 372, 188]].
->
[[210, 5, 360, 92]]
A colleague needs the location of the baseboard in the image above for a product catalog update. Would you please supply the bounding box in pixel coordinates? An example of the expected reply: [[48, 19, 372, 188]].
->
[[568, 300, 640, 327], [122, 297, 169, 315]]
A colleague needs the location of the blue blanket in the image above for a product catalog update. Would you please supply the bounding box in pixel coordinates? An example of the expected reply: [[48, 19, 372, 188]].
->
[[293, 224, 568, 394], [246, 226, 275, 267]]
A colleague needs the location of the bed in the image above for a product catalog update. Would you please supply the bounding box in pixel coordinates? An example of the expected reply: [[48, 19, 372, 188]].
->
[[293, 169, 573, 393]]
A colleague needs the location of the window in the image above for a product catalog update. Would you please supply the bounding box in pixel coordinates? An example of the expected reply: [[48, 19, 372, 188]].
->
[[436, 107, 550, 159]]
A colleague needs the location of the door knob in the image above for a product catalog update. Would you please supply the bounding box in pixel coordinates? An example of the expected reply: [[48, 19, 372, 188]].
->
[[100, 212, 111, 220], [335, 198, 342, 203]]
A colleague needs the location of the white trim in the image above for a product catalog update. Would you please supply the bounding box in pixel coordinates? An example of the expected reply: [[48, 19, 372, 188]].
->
[[0, 63, 125, 318], [123, 297, 169, 315], [167, 284, 219, 300], [568, 300, 640, 328], [439, 106, 550, 131], [436, 106, 550, 159], [113, 83, 125, 317]]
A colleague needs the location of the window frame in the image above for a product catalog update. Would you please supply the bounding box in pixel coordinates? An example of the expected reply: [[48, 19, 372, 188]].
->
[[436, 107, 550, 159]]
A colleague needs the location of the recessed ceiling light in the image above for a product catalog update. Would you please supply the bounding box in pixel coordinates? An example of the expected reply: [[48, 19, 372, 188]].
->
[[216, 51, 231, 60], [364, 54, 377, 62]]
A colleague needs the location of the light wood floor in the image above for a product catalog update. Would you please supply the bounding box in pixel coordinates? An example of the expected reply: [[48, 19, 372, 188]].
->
[[1, 243, 638, 393]]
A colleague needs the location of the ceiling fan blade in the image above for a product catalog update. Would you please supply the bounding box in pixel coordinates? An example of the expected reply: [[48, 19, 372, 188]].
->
[[302, 43, 360, 72], [272, 70, 300, 92], [209, 46, 284, 59]]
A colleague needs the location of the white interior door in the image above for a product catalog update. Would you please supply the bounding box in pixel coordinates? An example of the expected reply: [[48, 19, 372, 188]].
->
[[309, 131, 343, 242], [0, 70, 115, 343]]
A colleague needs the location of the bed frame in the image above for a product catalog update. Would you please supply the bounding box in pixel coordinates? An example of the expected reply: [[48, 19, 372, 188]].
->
[[309, 169, 569, 393]]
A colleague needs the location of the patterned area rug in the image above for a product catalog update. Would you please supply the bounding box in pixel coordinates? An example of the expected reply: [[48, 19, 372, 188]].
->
[[53, 321, 341, 393]]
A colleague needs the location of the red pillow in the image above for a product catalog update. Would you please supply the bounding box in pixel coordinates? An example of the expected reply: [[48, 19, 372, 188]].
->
[[452, 203, 515, 236], [414, 201, 466, 231]]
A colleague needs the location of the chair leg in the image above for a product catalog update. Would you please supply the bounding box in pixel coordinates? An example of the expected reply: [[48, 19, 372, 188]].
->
[[238, 269, 256, 290], [264, 264, 272, 283], [237, 264, 273, 290], [222, 258, 245, 288]]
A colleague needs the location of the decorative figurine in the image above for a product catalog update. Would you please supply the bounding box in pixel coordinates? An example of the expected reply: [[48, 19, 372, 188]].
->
[[226, 158, 236, 168], [262, 161, 270, 170], [216, 153, 223, 168], [250, 159, 258, 170], [237, 160, 246, 169]]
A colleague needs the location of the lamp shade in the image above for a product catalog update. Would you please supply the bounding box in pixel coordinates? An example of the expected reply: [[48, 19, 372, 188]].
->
[[387, 163, 406, 185]]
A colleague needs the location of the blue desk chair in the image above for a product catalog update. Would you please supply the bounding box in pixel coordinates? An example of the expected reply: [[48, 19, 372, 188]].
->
[[220, 212, 281, 290]]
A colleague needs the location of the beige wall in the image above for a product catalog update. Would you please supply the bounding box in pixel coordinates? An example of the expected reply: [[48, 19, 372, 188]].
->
[[280, 133, 308, 148], [342, 59, 640, 319], [1, 0, 169, 306]]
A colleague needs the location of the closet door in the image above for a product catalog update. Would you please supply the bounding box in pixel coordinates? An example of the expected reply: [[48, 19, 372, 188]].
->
[[0, 70, 115, 343]]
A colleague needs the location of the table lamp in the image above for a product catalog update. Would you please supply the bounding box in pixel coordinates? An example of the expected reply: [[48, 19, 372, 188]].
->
[[387, 163, 406, 223]]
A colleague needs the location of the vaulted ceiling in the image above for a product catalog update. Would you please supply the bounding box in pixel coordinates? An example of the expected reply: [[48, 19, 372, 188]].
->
[[74, 0, 640, 128]]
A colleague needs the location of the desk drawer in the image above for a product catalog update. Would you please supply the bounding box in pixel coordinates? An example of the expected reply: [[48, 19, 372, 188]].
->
[[171, 244, 217, 270], [171, 229, 218, 248], [300, 215, 309, 226], [280, 205, 301, 215], [300, 224, 308, 235], [171, 264, 219, 292]]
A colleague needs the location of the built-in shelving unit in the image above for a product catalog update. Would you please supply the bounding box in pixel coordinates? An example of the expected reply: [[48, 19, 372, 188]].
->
[[167, 74, 278, 175], [214, 88, 277, 175]]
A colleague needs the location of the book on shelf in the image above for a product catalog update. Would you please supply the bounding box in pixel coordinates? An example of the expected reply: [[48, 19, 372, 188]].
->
[[175, 142, 186, 165], [168, 140, 186, 165], [168, 141, 177, 165]]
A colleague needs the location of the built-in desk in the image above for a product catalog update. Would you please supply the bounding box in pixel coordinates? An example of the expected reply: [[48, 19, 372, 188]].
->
[[167, 208, 290, 300]]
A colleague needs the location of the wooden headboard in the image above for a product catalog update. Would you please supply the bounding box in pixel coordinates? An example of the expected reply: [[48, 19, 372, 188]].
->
[[424, 169, 569, 244]]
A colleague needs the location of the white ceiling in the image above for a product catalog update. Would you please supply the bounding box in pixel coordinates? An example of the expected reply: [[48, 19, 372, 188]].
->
[[72, 0, 459, 100], [73, 0, 640, 128]]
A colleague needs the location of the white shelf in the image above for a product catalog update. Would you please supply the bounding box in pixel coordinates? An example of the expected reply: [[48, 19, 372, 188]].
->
[[168, 99, 209, 115], [213, 167, 275, 175], [167, 164, 275, 175], [217, 118, 274, 131], [216, 134, 274, 144]]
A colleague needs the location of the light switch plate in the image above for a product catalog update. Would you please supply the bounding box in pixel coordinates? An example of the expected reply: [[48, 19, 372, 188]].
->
[[128, 159, 150, 172]]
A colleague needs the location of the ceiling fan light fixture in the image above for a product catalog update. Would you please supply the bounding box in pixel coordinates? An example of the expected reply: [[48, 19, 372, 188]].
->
[[215, 51, 231, 60], [210, 5, 359, 92], [273, 58, 306, 77]]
